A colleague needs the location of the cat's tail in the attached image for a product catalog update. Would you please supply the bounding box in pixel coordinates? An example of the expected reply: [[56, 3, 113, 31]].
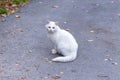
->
[[52, 55, 77, 62]]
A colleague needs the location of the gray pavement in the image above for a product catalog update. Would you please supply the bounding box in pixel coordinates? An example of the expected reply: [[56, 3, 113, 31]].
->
[[0, 0, 120, 80]]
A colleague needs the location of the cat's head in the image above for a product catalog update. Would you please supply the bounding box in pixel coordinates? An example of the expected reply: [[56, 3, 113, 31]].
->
[[45, 20, 60, 33]]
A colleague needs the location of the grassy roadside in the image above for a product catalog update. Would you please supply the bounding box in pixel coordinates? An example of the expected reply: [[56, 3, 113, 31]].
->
[[0, 0, 30, 17]]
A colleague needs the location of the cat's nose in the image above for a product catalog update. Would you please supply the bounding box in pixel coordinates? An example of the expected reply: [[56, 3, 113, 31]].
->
[[49, 30, 53, 32], [47, 29, 52, 32]]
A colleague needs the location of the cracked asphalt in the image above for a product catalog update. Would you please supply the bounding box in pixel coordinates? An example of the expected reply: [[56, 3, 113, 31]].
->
[[0, 0, 120, 80]]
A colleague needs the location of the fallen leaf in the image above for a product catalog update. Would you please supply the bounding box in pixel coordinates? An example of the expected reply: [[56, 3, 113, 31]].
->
[[18, 75, 26, 80], [104, 57, 112, 61], [52, 5, 59, 8], [87, 39, 94, 42], [12, 4, 17, 7], [1, 14, 7, 17], [107, 58, 112, 61], [11, 10, 16, 14], [34, 64, 40, 70], [28, 49, 32, 53], [60, 72, 64, 74], [44, 76, 49, 79], [104, 59, 108, 61], [52, 75, 61, 79], [65, 28, 70, 31], [17, 28, 23, 32], [112, 62, 118, 65], [90, 30, 94, 33], [15, 15, 20, 18], [105, 56, 112, 61], [25, 68, 30, 72], [15, 62, 20, 66], [64, 21, 67, 24]]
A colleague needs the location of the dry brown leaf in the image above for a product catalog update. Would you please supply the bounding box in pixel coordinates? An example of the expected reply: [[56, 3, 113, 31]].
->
[[65, 28, 70, 31], [12, 4, 17, 7], [52, 75, 61, 79], [15, 15, 20, 18], [1, 14, 7, 17], [52, 5, 59, 8], [10, 10, 16, 14]]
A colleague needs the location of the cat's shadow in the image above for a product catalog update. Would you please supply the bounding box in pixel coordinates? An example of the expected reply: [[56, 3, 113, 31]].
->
[[56, 52, 64, 56], [51, 51, 63, 56]]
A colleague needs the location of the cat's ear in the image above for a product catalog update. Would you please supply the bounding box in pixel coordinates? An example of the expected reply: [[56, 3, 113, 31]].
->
[[46, 19, 50, 24], [55, 21, 58, 25]]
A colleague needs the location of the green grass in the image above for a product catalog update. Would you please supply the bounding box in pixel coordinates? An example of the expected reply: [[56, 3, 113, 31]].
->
[[0, 7, 8, 14], [13, 0, 30, 4], [0, 0, 30, 16]]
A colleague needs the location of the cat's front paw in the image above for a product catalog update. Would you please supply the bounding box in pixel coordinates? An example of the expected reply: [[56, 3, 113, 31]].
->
[[51, 49, 57, 54]]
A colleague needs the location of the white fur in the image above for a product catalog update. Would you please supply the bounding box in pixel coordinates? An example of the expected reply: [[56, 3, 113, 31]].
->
[[45, 21, 78, 62]]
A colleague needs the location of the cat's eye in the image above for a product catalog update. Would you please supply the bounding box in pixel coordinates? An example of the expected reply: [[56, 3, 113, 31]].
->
[[48, 26, 51, 28], [52, 27, 55, 29]]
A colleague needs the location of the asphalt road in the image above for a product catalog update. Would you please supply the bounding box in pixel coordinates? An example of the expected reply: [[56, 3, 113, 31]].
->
[[0, 0, 120, 80]]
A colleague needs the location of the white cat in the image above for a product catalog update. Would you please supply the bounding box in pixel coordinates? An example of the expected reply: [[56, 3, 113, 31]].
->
[[45, 20, 78, 62]]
